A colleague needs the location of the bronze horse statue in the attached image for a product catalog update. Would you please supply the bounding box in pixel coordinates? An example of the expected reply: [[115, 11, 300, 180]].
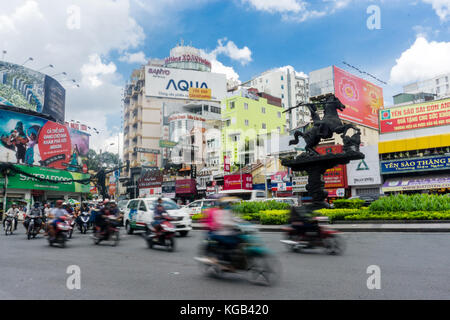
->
[[289, 95, 358, 155]]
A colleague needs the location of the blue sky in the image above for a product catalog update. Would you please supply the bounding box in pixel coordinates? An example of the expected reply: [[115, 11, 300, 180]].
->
[[1, 0, 449, 152]]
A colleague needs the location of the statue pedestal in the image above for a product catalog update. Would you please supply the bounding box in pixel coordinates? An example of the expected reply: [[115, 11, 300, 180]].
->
[[282, 150, 365, 211]]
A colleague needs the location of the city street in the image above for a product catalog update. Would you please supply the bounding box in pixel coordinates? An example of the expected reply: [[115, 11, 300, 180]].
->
[[0, 229, 448, 300]]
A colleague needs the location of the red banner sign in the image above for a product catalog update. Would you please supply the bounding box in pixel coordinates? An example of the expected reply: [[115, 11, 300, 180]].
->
[[316, 145, 348, 189], [224, 156, 230, 173], [380, 98, 450, 133], [224, 174, 253, 190], [175, 179, 197, 194], [334, 66, 384, 130]]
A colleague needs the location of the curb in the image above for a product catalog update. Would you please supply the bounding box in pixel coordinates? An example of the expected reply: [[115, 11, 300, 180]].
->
[[192, 224, 450, 233]]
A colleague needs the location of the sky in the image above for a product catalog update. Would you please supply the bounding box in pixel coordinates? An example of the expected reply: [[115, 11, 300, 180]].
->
[[0, 0, 449, 156]]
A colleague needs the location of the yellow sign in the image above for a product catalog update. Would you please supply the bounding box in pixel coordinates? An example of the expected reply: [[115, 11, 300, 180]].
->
[[189, 88, 211, 100]]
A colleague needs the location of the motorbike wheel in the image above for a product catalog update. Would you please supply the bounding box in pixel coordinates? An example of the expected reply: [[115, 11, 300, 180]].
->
[[179, 231, 189, 237], [248, 256, 280, 286], [166, 237, 175, 252], [324, 235, 345, 255], [68, 228, 73, 239], [112, 231, 120, 247]]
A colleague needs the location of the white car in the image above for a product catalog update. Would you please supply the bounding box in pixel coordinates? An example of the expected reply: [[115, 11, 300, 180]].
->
[[123, 197, 192, 237], [183, 199, 218, 217]]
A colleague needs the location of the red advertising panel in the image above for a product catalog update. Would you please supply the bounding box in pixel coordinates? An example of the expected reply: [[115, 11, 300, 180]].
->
[[175, 179, 197, 194], [224, 156, 230, 172], [224, 174, 253, 190], [334, 66, 384, 129], [380, 98, 450, 133], [38, 121, 72, 169], [316, 145, 347, 189]]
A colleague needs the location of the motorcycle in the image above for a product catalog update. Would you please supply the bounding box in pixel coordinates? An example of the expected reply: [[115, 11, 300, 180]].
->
[[195, 223, 280, 286], [79, 211, 91, 234], [92, 215, 120, 246], [4, 213, 15, 236], [67, 215, 76, 239], [26, 215, 42, 240], [144, 216, 176, 252], [48, 216, 72, 248], [280, 216, 345, 255]]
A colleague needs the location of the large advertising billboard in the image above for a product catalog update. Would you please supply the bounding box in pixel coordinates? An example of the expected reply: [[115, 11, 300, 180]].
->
[[224, 174, 253, 190], [0, 61, 66, 122], [347, 145, 381, 186], [0, 109, 89, 172], [379, 98, 450, 133], [145, 66, 226, 101], [333, 66, 383, 130], [381, 155, 450, 175]]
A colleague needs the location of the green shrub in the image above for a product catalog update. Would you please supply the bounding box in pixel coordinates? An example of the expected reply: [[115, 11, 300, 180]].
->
[[332, 199, 365, 209], [314, 208, 450, 221], [233, 200, 290, 214], [369, 194, 450, 212], [259, 210, 290, 225]]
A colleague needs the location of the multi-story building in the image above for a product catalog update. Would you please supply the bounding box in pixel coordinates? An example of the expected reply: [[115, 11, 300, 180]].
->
[[241, 66, 309, 131], [221, 88, 286, 168], [122, 44, 227, 198], [403, 73, 450, 99]]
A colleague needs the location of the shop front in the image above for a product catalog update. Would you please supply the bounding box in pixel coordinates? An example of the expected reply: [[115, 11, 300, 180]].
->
[[175, 179, 197, 204], [382, 175, 450, 194], [270, 171, 293, 198], [0, 164, 90, 213]]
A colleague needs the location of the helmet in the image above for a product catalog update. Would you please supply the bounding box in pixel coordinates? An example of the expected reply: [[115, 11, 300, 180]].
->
[[34, 202, 40, 208]]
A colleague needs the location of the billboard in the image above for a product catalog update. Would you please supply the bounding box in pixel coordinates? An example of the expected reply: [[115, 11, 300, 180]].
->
[[224, 174, 253, 190], [0, 61, 65, 122], [347, 145, 381, 186], [145, 66, 226, 101], [0, 108, 89, 172], [316, 145, 347, 188], [380, 98, 450, 133], [333, 66, 383, 130], [175, 179, 197, 194]]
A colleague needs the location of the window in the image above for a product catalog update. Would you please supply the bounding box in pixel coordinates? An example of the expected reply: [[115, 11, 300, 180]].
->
[[244, 103, 248, 110], [446, 76, 448, 82], [226, 120, 231, 127], [281, 85, 284, 89], [230, 101, 235, 109], [437, 87, 440, 94], [281, 94, 284, 99], [138, 201, 147, 211], [277, 127, 281, 133], [178, 120, 182, 129], [281, 76, 284, 81], [245, 119, 249, 126], [277, 112, 281, 118], [262, 107, 266, 114], [262, 123, 266, 129], [436, 79, 439, 85]]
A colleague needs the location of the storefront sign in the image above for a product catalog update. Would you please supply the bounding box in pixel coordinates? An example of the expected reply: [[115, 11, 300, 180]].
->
[[327, 188, 346, 198], [139, 187, 162, 197], [381, 155, 450, 174], [159, 140, 178, 148], [382, 175, 450, 192], [175, 179, 197, 194], [223, 174, 253, 190], [134, 147, 160, 154], [138, 171, 163, 189], [347, 145, 381, 185], [189, 88, 212, 100], [0, 164, 90, 193], [380, 98, 450, 133], [292, 176, 308, 192]]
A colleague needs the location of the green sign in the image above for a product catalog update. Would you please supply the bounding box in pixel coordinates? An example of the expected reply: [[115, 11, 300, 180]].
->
[[0, 165, 90, 193], [159, 140, 178, 148]]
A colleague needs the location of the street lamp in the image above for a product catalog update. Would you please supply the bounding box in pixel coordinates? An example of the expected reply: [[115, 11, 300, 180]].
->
[[21, 57, 34, 66], [38, 64, 54, 72], [2, 50, 7, 61], [51, 72, 67, 78]]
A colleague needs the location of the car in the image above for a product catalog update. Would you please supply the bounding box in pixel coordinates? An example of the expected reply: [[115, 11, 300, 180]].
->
[[117, 199, 129, 212], [218, 189, 267, 201], [123, 197, 192, 237], [183, 199, 218, 217], [269, 197, 299, 206]]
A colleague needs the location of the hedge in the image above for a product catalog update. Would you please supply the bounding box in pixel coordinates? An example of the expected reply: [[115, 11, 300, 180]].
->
[[259, 210, 290, 225], [332, 199, 365, 209], [232, 201, 290, 214], [369, 194, 450, 212]]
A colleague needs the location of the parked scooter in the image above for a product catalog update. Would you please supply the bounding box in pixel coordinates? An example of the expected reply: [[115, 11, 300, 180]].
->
[[195, 223, 280, 286], [144, 216, 176, 252], [280, 216, 345, 255], [48, 216, 72, 248], [92, 215, 120, 246]]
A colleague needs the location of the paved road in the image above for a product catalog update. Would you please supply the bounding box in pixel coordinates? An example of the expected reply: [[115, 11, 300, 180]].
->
[[0, 228, 449, 299]]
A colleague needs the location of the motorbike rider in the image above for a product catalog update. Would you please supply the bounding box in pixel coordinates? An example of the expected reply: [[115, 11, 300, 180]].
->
[[150, 198, 167, 236], [204, 197, 241, 268], [95, 200, 117, 237], [47, 200, 70, 240], [24, 202, 43, 234], [3, 203, 19, 230], [288, 206, 319, 239], [77, 202, 91, 230]]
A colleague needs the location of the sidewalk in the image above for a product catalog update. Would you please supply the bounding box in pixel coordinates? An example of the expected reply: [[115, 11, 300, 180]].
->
[[192, 222, 450, 233]]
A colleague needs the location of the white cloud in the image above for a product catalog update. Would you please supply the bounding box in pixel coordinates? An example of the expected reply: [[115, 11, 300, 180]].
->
[[241, 0, 352, 23], [81, 54, 117, 87], [422, 0, 450, 21], [277, 65, 309, 78], [390, 37, 450, 85], [241, 0, 305, 13], [211, 38, 252, 65], [119, 51, 148, 64]]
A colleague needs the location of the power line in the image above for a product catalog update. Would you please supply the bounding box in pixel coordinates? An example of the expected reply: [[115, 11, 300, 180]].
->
[[342, 61, 387, 85]]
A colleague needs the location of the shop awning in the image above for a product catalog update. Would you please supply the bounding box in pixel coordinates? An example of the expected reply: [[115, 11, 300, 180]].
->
[[382, 175, 450, 192]]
